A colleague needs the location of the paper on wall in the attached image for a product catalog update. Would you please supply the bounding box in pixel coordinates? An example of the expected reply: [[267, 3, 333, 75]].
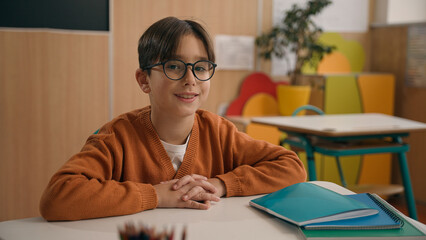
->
[[214, 35, 255, 71]]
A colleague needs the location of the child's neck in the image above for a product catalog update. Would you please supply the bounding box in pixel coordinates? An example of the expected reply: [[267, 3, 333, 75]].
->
[[150, 112, 194, 145]]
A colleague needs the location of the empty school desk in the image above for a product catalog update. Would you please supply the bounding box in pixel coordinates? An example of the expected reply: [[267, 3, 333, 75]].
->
[[1, 181, 404, 240], [252, 113, 426, 220]]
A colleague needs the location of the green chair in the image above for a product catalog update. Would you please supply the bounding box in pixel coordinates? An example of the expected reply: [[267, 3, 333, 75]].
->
[[282, 104, 348, 187], [291, 105, 324, 116]]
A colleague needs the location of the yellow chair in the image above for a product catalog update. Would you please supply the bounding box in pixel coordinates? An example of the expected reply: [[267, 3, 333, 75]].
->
[[281, 104, 348, 187], [242, 93, 280, 117], [242, 93, 282, 145], [276, 85, 311, 116]]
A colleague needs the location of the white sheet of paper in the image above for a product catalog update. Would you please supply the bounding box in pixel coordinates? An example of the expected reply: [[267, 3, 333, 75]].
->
[[215, 35, 255, 70]]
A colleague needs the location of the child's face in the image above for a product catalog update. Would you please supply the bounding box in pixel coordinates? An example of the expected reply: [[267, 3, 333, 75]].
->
[[145, 34, 210, 119]]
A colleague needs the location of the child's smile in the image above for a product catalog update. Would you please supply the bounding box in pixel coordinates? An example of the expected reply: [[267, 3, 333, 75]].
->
[[175, 92, 199, 103]]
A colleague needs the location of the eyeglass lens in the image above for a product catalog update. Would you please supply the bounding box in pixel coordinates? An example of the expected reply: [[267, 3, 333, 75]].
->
[[164, 60, 215, 81]]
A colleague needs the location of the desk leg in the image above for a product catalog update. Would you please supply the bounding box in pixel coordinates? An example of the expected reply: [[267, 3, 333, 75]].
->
[[301, 137, 317, 181], [282, 134, 318, 181], [307, 150, 317, 181], [395, 137, 418, 220]]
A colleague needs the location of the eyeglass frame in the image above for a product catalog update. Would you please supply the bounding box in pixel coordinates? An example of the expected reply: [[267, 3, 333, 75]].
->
[[142, 59, 217, 81]]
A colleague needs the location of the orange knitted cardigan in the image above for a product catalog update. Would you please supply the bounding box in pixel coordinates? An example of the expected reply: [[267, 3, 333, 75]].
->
[[40, 106, 306, 221]]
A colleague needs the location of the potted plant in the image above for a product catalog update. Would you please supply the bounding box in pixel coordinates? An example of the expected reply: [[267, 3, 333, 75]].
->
[[255, 0, 334, 115], [256, 0, 335, 86]]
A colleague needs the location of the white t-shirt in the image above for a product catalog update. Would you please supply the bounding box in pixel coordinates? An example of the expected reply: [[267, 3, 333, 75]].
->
[[160, 135, 190, 171]]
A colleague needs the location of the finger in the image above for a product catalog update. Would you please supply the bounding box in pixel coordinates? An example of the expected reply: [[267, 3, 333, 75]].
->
[[182, 186, 220, 202], [182, 180, 217, 194], [172, 174, 203, 190], [181, 186, 204, 201], [183, 200, 210, 210], [192, 192, 221, 202], [197, 180, 218, 194], [172, 174, 209, 190], [203, 200, 211, 208], [190, 174, 208, 181], [171, 175, 193, 190]]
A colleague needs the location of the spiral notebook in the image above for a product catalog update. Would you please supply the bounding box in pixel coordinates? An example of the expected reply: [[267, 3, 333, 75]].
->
[[300, 194, 426, 239], [304, 193, 402, 230]]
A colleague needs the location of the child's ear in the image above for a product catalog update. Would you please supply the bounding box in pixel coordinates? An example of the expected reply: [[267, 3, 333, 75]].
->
[[135, 68, 151, 93]]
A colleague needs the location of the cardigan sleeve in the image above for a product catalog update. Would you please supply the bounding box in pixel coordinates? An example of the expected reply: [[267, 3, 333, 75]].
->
[[215, 119, 307, 197], [39, 132, 158, 221]]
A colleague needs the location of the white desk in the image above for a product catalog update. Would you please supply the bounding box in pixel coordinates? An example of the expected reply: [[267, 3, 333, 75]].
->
[[1, 181, 425, 240], [252, 113, 426, 137]]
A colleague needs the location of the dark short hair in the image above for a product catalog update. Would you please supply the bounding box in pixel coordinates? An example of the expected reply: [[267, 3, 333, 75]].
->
[[138, 17, 215, 73]]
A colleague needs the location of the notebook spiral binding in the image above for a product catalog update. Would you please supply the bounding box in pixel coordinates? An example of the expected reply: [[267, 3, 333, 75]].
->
[[368, 193, 404, 227]]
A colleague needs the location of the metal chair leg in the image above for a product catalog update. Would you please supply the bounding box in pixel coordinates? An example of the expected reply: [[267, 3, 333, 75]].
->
[[335, 156, 347, 187], [304, 139, 317, 181], [395, 136, 417, 220]]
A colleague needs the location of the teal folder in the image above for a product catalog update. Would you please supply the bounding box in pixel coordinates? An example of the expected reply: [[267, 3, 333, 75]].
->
[[300, 194, 426, 239], [249, 182, 378, 226], [304, 193, 402, 230]]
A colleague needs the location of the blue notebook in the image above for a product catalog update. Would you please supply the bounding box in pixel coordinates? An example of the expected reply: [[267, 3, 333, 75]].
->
[[304, 193, 402, 230], [300, 194, 424, 239], [249, 182, 379, 227]]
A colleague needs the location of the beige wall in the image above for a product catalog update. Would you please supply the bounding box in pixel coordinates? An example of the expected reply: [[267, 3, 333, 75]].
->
[[0, 30, 109, 220]]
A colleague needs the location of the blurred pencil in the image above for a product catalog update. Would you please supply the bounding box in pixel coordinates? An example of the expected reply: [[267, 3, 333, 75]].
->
[[181, 225, 187, 240]]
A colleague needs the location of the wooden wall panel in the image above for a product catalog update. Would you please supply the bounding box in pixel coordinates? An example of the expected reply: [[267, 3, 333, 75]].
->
[[112, 0, 259, 116], [370, 25, 426, 204], [0, 30, 109, 221]]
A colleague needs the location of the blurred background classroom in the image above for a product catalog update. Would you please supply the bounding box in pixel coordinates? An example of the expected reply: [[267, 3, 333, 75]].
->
[[0, 0, 425, 223]]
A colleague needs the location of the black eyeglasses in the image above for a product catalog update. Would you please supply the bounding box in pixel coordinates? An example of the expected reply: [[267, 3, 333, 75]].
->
[[142, 59, 217, 81]]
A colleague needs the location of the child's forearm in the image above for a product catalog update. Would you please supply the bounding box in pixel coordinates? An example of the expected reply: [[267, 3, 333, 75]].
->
[[40, 175, 157, 221]]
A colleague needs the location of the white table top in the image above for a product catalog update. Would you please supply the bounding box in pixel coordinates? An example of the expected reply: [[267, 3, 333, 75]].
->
[[1, 181, 425, 240], [252, 113, 426, 137]]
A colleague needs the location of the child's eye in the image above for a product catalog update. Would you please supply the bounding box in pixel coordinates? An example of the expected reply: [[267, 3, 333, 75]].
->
[[166, 64, 181, 70], [195, 66, 207, 72]]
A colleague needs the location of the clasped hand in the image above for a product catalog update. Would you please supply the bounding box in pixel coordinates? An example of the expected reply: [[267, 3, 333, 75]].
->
[[154, 174, 224, 210]]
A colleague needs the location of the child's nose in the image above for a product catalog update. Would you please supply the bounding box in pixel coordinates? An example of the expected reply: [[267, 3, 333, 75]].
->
[[183, 66, 197, 85]]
